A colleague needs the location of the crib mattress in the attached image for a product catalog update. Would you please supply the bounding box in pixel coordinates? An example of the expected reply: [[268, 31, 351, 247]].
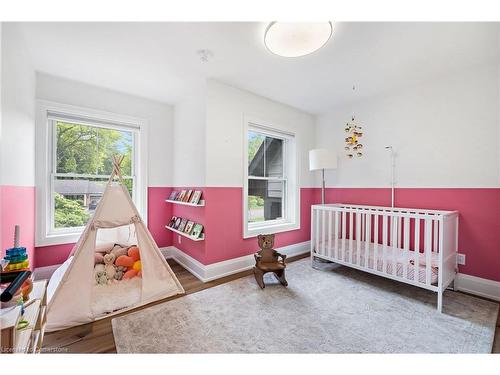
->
[[314, 239, 439, 285]]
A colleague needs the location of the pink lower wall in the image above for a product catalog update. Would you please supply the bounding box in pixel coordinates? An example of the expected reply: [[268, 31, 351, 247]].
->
[[0, 186, 36, 268], [3, 184, 498, 283], [166, 187, 316, 264], [324, 188, 500, 282], [203, 187, 316, 264]]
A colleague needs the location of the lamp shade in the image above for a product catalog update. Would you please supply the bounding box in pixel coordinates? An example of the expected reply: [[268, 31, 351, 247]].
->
[[309, 149, 337, 171]]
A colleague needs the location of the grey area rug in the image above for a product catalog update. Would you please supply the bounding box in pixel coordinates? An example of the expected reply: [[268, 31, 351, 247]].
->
[[112, 259, 498, 353]]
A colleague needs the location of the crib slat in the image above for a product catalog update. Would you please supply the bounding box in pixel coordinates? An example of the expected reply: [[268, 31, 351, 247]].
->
[[433, 219, 438, 253], [425, 218, 433, 285], [321, 210, 326, 256], [374, 214, 379, 271], [327, 210, 333, 258], [342, 211, 346, 261], [315, 209, 320, 256], [414, 218, 420, 283], [391, 216, 398, 276], [334, 211, 339, 260], [403, 217, 409, 279], [382, 214, 388, 274], [398, 216, 402, 248], [356, 212, 361, 265], [365, 213, 371, 268], [349, 211, 354, 263]]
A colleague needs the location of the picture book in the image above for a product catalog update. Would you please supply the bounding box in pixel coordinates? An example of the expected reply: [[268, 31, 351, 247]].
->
[[184, 220, 194, 234], [184, 190, 193, 202], [178, 218, 188, 232], [190, 190, 202, 204], [191, 223, 204, 238]]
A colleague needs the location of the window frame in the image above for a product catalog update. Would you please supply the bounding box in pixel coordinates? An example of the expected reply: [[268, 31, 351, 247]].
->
[[243, 117, 299, 239], [35, 100, 148, 247]]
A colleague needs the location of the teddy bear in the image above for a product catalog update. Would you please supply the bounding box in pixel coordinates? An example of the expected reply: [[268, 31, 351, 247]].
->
[[110, 244, 128, 259], [114, 265, 126, 281], [94, 264, 107, 285], [103, 253, 117, 282]]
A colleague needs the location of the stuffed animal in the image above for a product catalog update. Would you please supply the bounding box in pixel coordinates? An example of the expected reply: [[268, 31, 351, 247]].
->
[[128, 246, 140, 262], [95, 252, 104, 265], [116, 255, 134, 268], [94, 264, 107, 285], [123, 269, 138, 280], [132, 260, 141, 272], [114, 270, 124, 280], [103, 253, 116, 281], [110, 245, 128, 259]]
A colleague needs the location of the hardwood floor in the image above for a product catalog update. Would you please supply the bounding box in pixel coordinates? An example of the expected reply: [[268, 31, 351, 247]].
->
[[43, 255, 500, 354]]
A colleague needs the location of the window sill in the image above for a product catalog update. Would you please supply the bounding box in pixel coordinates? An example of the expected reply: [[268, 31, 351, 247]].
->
[[36, 231, 82, 247], [243, 221, 300, 239]]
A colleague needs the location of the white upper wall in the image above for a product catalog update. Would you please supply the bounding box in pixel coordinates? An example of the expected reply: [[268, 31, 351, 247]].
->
[[1, 23, 36, 186], [316, 62, 500, 188], [172, 92, 206, 187], [205, 80, 316, 187], [36, 73, 175, 186]]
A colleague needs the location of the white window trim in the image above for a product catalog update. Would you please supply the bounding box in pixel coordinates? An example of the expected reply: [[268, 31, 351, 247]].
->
[[35, 100, 149, 247], [243, 115, 300, 239]]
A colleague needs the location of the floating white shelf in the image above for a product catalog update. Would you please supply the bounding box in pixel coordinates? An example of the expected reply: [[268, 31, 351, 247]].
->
[[165, 225, 205, 241], [165, 199, 205, 207]]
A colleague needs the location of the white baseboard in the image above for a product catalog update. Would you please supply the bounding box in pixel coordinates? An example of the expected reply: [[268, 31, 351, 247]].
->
[[456, 273, 500, 302], [161, 240, 310, 283]]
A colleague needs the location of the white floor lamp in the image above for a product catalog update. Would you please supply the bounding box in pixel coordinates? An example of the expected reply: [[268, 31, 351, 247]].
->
[[309, 149, 337, 205]]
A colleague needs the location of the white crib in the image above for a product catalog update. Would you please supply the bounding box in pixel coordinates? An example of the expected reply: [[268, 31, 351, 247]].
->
[[311, 204, 459, 312]]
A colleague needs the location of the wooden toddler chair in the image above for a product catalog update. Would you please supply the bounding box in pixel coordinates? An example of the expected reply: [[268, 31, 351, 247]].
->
[[253, 234, 288, 289]]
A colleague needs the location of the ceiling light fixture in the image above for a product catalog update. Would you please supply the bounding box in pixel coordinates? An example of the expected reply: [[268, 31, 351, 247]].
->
[[264, 22, 333, 57]]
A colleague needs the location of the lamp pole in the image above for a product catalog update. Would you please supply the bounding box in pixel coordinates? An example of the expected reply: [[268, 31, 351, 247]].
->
[[322, 168, 326, 205]]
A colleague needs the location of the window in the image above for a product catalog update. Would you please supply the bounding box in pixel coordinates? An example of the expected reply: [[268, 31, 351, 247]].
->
[[244, 120, 299, 238], [36, 101, 148, 246]]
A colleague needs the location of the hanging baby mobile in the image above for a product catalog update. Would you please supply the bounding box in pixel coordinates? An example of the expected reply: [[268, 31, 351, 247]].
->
[[344, 116, 363, 158]]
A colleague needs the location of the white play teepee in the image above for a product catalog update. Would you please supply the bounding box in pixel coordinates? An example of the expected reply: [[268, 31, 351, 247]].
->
[[46, 156, 184, 332]]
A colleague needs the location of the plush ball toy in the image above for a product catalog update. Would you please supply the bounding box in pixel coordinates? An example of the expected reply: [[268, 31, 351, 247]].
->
[[123, 269, 138, 280], [94, 264, 106, 285], [103, 253, 116, 280], [128, 246, 140, 262], [115, 255, 134, 268], [95, 252, 104, 265], [132, 260, 141, 272], [111, 245, 128, 259]]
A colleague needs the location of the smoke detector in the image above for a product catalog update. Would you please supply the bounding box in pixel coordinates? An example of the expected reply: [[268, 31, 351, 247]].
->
[[197, 49, 214, 62]]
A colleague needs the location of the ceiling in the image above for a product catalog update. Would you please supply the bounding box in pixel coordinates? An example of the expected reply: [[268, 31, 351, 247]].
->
[[14, 22, 500, 114]]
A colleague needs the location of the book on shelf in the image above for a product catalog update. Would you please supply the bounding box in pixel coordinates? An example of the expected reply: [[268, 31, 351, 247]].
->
[[191, 223, 204, 238], [167, 216, 177, 227], [176, 190, 186, 201], [173, 217, 182, 229], [189, 190, 202, 204], [183, 190, 193, 202], [177, 219, 188, 232], [168, 191, 178, 200], [184, 220, 195, 235]]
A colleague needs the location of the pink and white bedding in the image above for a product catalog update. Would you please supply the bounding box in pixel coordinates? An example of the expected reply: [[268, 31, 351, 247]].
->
[[315, 239, 439, 284]]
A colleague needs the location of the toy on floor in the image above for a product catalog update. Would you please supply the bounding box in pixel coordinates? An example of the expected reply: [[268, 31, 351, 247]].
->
[[103, 253, 117, 281], [1, 225, 33, 301], [94, 264, 107, 285]]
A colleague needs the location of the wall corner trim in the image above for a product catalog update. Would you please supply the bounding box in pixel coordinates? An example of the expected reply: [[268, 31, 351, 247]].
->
[[455, 273, 500, 302], [160, 240, 310, 283]]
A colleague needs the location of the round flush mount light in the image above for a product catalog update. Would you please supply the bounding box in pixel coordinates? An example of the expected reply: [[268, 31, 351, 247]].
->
[[264, 22, 333, 57]]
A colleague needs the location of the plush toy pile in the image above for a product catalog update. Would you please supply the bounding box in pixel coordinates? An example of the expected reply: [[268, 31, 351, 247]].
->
[[93, 244, 142, 285]]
